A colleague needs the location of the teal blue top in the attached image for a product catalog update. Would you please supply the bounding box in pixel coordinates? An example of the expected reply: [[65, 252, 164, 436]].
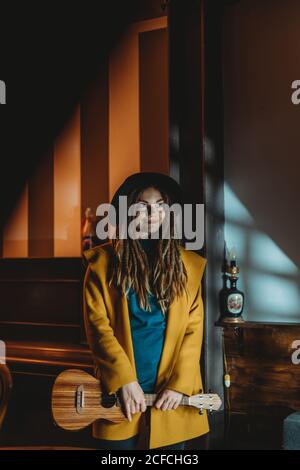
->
[[126, 238, 167, 393]]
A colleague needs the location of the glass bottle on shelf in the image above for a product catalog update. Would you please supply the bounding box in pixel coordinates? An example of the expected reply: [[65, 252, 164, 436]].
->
[[220, 246, 245, 323], [81, 207, 97, 251]]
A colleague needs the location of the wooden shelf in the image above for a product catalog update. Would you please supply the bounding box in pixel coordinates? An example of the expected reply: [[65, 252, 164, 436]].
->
[[5, 340, 94, 376], [215, 319, 300, 328]]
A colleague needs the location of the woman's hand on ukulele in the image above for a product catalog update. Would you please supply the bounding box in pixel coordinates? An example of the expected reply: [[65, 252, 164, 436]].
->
[[119, 381, 147, 422], [154, 389, 183, 411]]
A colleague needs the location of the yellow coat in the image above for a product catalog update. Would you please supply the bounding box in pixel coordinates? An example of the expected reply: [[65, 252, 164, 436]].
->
[[82, 241, 209, 449]]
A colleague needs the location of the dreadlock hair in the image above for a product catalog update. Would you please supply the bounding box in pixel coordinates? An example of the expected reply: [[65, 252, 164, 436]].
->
[[108, 185, 188, 315]]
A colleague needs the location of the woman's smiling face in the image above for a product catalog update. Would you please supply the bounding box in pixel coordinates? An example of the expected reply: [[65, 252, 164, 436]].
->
[[135, 186, 167, 236]]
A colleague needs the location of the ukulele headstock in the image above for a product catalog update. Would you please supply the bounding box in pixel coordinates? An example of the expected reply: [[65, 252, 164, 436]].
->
[[189, 392, 222, 414]]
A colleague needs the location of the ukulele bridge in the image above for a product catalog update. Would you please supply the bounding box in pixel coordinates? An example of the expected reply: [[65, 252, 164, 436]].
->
[[76, 385, 85, 414]]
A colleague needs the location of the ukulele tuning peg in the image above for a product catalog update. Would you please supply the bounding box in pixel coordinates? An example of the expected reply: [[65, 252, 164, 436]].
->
[[199, 408, 203, 415]]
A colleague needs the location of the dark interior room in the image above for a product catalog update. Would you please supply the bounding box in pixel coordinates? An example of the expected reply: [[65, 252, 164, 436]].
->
[[1, 0, 300, 456]]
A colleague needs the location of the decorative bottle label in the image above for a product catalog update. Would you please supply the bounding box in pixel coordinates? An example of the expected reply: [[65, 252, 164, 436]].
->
[[227, 292, 243, 315]]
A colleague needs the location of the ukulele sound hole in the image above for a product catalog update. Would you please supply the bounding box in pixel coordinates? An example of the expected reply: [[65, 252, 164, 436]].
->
[[101, 393, 117, 408]]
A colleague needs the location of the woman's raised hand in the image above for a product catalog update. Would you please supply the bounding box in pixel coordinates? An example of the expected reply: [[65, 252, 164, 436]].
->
[[119, 381, 147, 422]]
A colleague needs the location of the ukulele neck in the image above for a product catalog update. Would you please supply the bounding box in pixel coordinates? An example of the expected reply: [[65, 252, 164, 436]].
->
[[116, 393, 190, 407]]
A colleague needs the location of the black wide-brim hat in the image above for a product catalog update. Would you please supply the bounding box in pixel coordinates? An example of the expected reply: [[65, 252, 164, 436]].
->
[[108, 172, 183, 227]]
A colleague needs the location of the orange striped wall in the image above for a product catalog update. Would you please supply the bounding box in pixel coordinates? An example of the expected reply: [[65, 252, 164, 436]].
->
[[54, 105, 81, 257], [2, 17, 168, 258], [109, 17, 167, 201], [3, 184, 29, 257]]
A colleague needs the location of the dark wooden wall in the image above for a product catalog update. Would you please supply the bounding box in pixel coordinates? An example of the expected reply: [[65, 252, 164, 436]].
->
[[0, 257, 98, 447], [217, 322, 300, 449]]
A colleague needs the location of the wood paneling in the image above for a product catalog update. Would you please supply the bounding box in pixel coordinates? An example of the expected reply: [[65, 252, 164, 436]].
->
[[109, 17, 167, 202], [169, 0, 205, 207], [54, 106, 81, 257], [0, 257, 84, 343], [2, 16, 169, 257], [0, 280, 81, 324], [3, 184, 28, 257], [81, 63, 109, 217], [130, 0, 168, 23], [109, 24, 141, 201], [139, 28, 169, 173], [0, 256, 96, 447], [218, 321, 300, 449], [0, 4, 174, 450], [28, 146, 54, 258], [0, 257, 83, 279], [5, 341, 93, 376], [222, 323, 300, 413]]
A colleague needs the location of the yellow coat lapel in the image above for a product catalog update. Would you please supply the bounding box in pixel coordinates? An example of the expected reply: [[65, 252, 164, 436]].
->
[[154, 289, 189, 393]]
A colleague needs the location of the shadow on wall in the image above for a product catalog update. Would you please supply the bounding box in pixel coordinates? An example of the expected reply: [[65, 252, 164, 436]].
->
[[222, 0, 300, 323], [224, 183, 300, 322]]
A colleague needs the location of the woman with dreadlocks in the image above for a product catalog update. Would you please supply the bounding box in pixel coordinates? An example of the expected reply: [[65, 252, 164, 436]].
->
[[82, 172, 209, 450]]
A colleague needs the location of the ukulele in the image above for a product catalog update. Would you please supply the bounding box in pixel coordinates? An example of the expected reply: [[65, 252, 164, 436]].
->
[[51, 369, 222, 431]]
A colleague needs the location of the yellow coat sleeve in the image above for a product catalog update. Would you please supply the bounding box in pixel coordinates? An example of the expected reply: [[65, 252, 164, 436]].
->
[[166, 258, 207, 397], [83, 264, 137, 395]]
